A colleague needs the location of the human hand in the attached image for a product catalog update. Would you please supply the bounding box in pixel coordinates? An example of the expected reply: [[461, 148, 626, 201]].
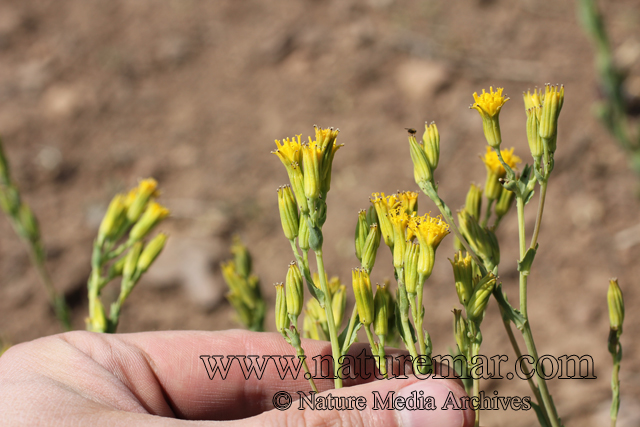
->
[[0, 330, 474, 426]]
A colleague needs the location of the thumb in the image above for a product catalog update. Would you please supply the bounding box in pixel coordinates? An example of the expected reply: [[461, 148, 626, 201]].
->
[[250, 377, 475, 427]]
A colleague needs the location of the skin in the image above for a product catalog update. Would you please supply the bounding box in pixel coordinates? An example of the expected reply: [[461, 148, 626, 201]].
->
[[0, 330, 475, 426]]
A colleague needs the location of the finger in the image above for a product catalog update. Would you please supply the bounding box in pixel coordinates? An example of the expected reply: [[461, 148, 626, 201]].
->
[[233, 374, 475, 427], [58, 329, 410, 419], [16, 330, 467, 421]]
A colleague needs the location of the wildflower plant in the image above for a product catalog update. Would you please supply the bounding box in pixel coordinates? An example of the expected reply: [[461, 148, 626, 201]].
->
[[221, 236, 265, 332], [0, 137, 71, 330], [268, 84, 622, 427], [86, 179, 168, 333]]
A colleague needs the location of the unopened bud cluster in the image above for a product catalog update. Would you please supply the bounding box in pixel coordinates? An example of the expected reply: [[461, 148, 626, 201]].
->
[[87, 178, 169, 333]]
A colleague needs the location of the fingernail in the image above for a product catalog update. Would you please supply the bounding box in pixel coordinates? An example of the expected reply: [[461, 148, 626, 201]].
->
[[397, 381, 464, 427]]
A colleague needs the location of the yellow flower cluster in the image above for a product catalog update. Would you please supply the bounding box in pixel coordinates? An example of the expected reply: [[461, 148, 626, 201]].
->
[[481, 146, 522, 177]]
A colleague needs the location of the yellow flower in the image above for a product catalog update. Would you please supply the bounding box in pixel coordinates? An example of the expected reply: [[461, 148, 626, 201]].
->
[[481, 146, 521, 177], [273, 135, 308, 212], [370, 192, 398, 247], [472, 87, 510, 116], [352, 268, 374, 326], [388, 207, 413, 268], [523, 88, 543, 113], [482, 147, 521, 200], [523, 89, 544, 159], [129, 201, 170, 241], [539, 84, 564, 145], [409, 213, 450, 249], [470, 87, 510, 148], [307, 126, 342, 196], [409, 213, 450, 279], [396, 191, 419, 215], [272, 135, 302, 172]]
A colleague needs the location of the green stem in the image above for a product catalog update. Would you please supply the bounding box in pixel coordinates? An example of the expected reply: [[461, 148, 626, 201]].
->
[[364, 326, 385, 378], [501, 316, 548, 425], [396, 268, 419, 361], [415, 279, 427, 356], [419, 181, 486, 275], [302, 357, 319, 393], [314, 250, 343, 389], [522, 325, 560, 427], [517, 197, 528, 317], [516, 194, 561, 427], [296, 345, 319, 393], [341, 305, 359, 354], [28, 244, 71, 331], [472, 344, 480, 427], [378, 334, 388, 379], [529, 179, 548, 250], [610, 343, 621, 427]]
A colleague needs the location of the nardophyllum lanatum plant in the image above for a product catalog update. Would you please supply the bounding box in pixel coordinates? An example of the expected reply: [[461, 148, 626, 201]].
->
[[219, 84, 627, 427]]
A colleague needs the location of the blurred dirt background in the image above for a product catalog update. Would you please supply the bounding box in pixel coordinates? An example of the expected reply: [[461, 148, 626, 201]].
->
[[1, 0, 640, 425]]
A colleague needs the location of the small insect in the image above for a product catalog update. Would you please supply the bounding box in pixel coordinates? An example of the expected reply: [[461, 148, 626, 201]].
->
[[405, 128, 417, 135]]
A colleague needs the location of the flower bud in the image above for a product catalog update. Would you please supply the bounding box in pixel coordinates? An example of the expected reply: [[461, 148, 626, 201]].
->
[[298, 216, 310, 251], [361, 224, 381, 273], [355, 210, 368, 262], [288, 164, 309, 214], [129, 202, 170, 241], [352, 268, 374, 326], [408, 134, 432, 185], [423, 122, 440, 172], [274, 283, 289, 334], [301, 143, 321, 203], [607, 278, 624, 333], [137, 233, 167, 274], [466, 273, 496, 323], [453, 309, 470, 359], [495, 187, 515, 220], [308, 223, 323, 251], [124, 241, 143, 280], [0, 185, 20, 215], [226, 292, 252, 328], [98, 194, 127, 243], [464, 184, 483, 220], [277, 185, 300, 241], [450, 251, 474, 305], [373, 283, 390, 337], [231, 236, 252, 278], [539, 84, 564, 141], [87, 298, 108, 333], [221, 261, 255, 309], [18, 204, 39, 242], [404, 242, 420, 295], [332, 284, 347, 327], [315, 126, 341, 195], [126, 178, 158, 223], [370, 193, 395, 248], [366, 205, 378, 227], [388, 208, 410, 269], [285, 262, 304, 318], [526, 107, 544, 161]]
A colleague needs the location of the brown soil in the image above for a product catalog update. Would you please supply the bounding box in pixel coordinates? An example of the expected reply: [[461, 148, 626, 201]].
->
[[1, 0, 640, 425]]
